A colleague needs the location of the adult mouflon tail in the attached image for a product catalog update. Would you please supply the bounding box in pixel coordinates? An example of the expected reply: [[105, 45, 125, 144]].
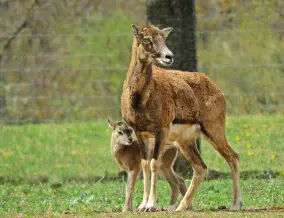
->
[[121, 24, 242, 212]]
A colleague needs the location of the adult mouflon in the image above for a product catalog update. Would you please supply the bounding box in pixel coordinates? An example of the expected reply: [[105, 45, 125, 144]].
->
[[121, 24, 242, 212]]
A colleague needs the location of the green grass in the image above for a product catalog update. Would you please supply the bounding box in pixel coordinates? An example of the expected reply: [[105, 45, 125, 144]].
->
[[0, 121, 116, 184], [1, 116, 284, 184], [0, 115, 284, 216], [0, 179, 283, 216], [204, 115, 284, 174]]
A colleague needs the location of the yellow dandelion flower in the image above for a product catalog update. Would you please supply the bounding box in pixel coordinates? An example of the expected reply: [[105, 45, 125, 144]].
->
[[55, 164, 62, 168], [247, 151, 254, 156], [271, 154, 276, 161], [3, 151, 13, 157], [247, 143, 252, 149], [236, 136, 241, 141], [246, 132, 251, 137]]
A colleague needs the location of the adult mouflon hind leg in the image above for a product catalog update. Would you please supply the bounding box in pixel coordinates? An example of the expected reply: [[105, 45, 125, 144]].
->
[[203, 120, 242, 210], [175, 140, 207, 211], [199, 98, 242, 211]]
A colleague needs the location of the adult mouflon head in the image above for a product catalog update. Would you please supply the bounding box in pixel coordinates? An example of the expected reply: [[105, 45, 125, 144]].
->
[[108, 118, 133, 146], [132, 24, 174, 66]]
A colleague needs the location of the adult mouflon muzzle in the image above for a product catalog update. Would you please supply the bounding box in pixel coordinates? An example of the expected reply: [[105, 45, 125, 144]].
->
[[164, 53, 174, 65], [156, 46, 174, 66]]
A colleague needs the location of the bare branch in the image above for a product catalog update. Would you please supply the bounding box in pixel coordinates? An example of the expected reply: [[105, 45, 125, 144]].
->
[[0, 0, 38, 63]]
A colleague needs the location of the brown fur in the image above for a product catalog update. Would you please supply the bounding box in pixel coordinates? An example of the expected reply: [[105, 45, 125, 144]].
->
[[108, 119, 187, 212], [121, 24, 242, 212]]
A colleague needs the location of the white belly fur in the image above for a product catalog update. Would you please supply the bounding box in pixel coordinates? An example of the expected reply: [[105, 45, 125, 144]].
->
[[141, 124, 201, 143], [168, 124, 201, 142]]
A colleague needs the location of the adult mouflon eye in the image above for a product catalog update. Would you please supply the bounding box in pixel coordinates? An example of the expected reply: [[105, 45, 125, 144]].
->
[[118, 131, 123, 135], [142, 38, 152, 44]]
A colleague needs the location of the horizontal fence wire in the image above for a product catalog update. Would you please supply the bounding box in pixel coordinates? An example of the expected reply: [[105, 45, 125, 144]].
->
[[0, 29, 284, 40], [0, 2, 283, 124], [1, 64, 284, 73]]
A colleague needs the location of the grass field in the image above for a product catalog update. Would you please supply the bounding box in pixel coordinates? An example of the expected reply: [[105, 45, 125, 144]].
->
[[1, 116, 284, 183], [1, 179, 284, 216], [1, 115, 284, 216]]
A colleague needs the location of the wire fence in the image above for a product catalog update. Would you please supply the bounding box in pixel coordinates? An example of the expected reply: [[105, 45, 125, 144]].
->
[[0, 1, 283, 190], [0, 1, 283, 124]]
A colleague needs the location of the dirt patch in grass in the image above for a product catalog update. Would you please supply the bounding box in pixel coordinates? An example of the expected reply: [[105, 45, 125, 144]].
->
[[100, 207, 284, 218]]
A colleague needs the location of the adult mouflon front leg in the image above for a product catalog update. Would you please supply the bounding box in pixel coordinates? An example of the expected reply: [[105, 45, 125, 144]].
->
[[135, 131, 151, 212], [145, 128, 168, 212]]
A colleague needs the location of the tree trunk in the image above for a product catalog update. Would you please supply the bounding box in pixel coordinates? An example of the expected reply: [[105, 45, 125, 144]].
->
[[147, 0, 200, 177], [147, 0, 198, 71]]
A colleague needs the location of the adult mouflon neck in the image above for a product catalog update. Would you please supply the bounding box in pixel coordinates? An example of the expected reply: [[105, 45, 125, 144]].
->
[[124, 37, 154, 109]]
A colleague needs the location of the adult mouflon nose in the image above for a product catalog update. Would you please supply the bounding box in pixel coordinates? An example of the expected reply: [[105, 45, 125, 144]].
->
[[165, 53, 174, 63], [165, 51, 174, 65], [163, 45, 174, 61]]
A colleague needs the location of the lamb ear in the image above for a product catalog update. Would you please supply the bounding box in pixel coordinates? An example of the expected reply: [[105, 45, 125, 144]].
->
[[162, 27, 173, 38], [107, 118, 115, 129], [131, 24, 140, 37]]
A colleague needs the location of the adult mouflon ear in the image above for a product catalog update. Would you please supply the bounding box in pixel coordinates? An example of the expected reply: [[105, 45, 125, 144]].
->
[[162, 27, 173, 38], [131, 24, 140, 38], [107, 118, 115, 129]]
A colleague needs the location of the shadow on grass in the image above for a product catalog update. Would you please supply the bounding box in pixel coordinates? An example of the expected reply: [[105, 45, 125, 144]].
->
[[0, 169, 282, 185], [205, 169, 280, 180], [200, 205, 284, 212]]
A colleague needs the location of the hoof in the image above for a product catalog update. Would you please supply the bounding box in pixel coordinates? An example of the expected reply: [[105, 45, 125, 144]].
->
[[167, 204, 176, 211], [122, 204, 131, 212], [230, 206, 242, 211], [137, 199, 148, 212], [230, 200, 243, 211], [145, 206, 156, 212], [137, 207, 145, 212], [176, 204, 192, 212], [122, 208, 131, 213], [175, 207, 184, 212]]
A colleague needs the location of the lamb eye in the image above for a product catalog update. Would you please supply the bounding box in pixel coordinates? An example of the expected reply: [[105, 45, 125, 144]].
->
[[118, 131, 123, 135]]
